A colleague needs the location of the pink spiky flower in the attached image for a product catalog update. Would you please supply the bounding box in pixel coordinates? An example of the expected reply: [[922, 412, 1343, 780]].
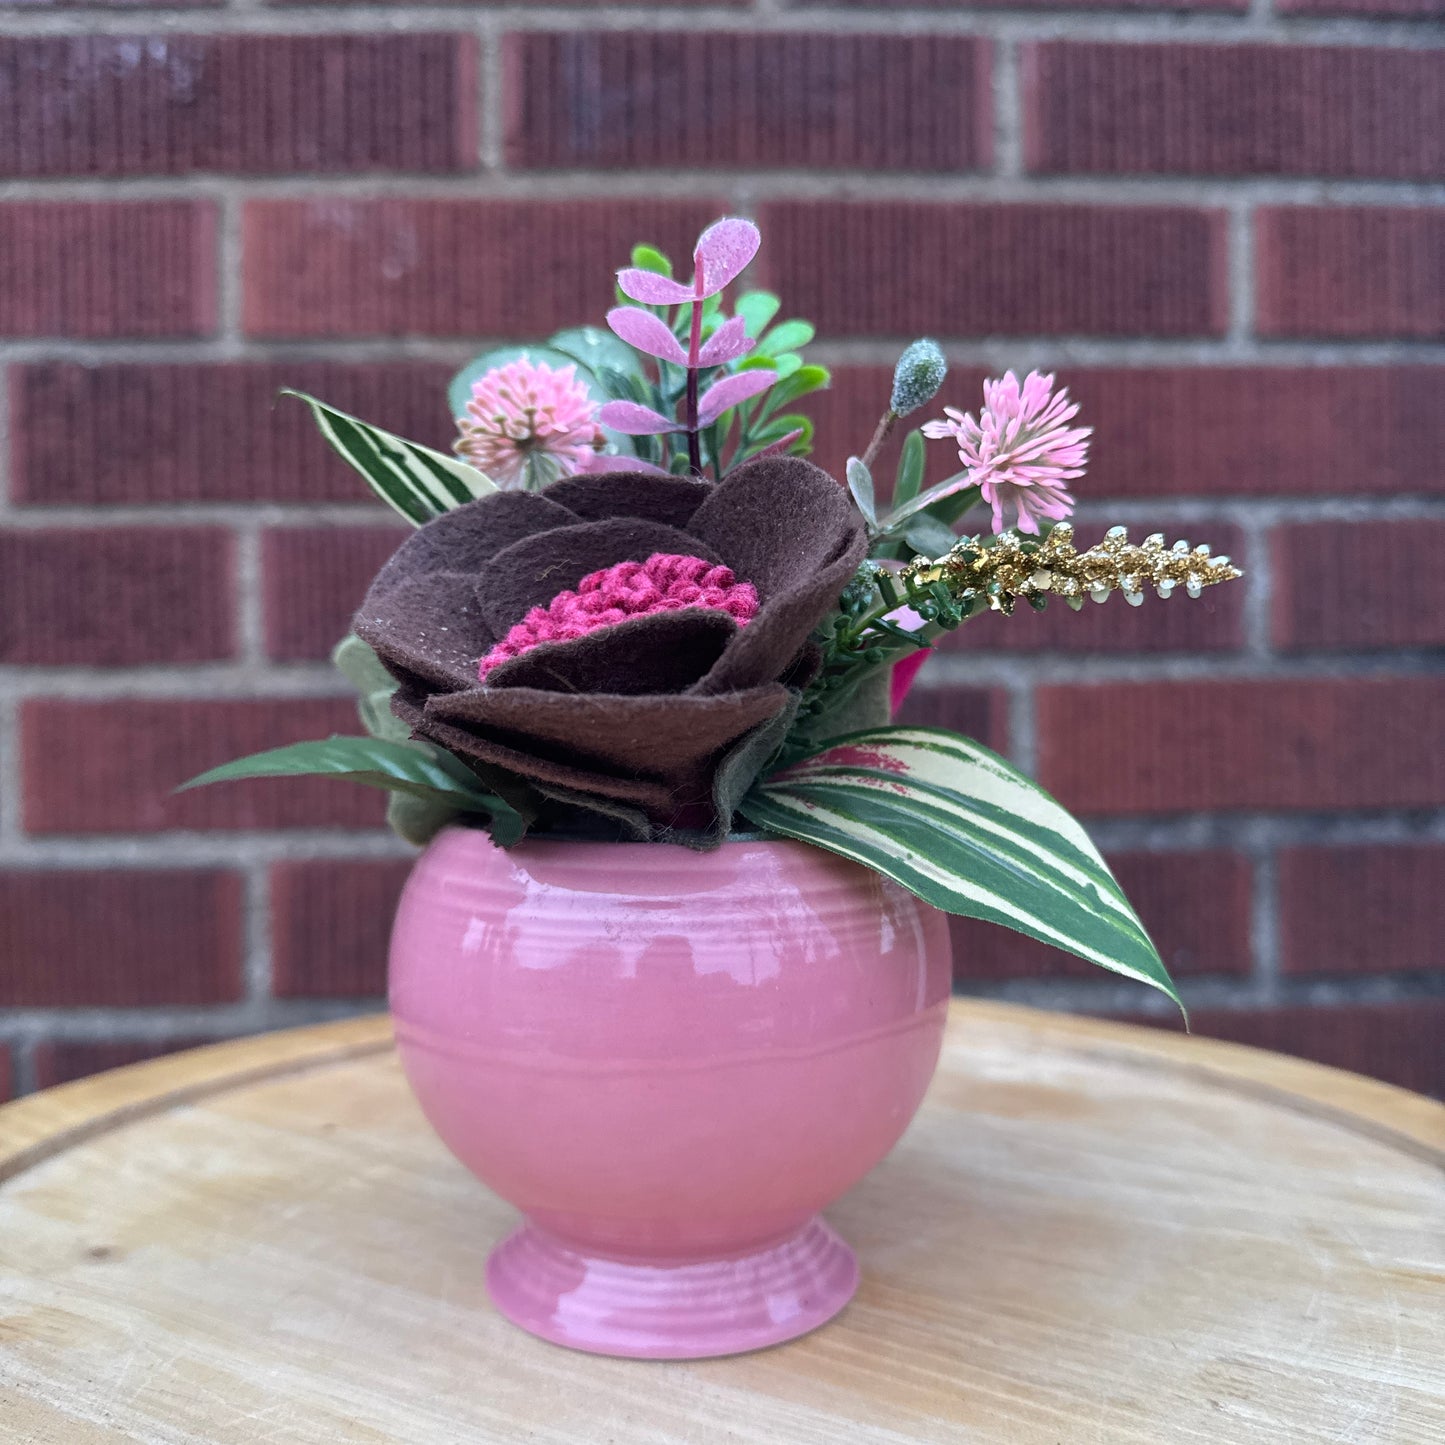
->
[[922, 370, 1091, 535], [456, 358, 606, 490]]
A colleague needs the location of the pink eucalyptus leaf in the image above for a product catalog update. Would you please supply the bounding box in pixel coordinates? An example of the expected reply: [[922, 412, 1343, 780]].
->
[[606, 306, 688, 365], [697, 368, 777, 427], [751, 428, 805, 461], [615, 269, 696, 306], [692, 219, 761, 299], [579, 452, 671, 476], [696, 315, 755, 368], [597, 400, 680, 435]]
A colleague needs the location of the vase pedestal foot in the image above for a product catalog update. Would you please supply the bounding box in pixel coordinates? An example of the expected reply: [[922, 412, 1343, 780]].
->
[[485, 1217, 859, 1360]]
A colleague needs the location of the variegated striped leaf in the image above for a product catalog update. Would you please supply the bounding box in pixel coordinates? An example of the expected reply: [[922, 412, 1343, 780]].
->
[[741, 726, 1181, 1010], [284, 390, 495, 526]]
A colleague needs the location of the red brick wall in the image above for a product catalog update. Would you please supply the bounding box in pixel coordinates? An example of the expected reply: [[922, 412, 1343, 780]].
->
[[1, 4, 1441, 1097]]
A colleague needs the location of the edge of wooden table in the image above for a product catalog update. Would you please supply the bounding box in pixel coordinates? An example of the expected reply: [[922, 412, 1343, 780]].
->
[[1, 1000, 1441, 1186]]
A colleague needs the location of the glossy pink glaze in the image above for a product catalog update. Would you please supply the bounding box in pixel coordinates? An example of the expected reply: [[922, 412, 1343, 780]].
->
[[389, 825, 952, 1358]]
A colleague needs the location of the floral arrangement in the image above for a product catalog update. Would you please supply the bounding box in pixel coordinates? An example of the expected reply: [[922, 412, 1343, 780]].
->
[[188, 218, 1241, 1009]]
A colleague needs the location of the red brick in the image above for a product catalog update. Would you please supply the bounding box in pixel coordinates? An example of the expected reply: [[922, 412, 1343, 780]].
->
[[1024, 44, 1444, 181], [0, 35, 477, 178], [0, 869, 243, 1005], [0, 201, 215, 338], [1279, 0, 1442, 17], [948, 520, 1245, 655], [242, 199, 723, 339], [271, 858, 412, 997], [21, 698, 384, 834], [952, 850, 1252, 981], [9, 362, 453, 507], [504, 32, 990, 172], [31, 1037, 219, 1090], [1125, 1002, 1445, 1098], [263, 527, 405, 661], [1036, 678, 1445, 815], [0, 528, 235, 667], [893, 686, 1010, 756], [1256, 208, 1445, 339], [1273, 520, 1445, 651], [757, 202, 1227, 337], [1279, 845, 1445, 977]]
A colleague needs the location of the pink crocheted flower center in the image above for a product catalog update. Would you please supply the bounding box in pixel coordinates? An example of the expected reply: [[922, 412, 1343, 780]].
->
[[478, 552, 759, 681]]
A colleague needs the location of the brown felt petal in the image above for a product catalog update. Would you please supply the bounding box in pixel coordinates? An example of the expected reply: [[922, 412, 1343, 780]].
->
[[475, 518, 724, 636], [366, 491, 577, 603], [688, 456, 867, 694], [424, 681, 791, 779], [545, 473, 711, 530], [484, 610, 736, 696], [355, 572, 494, 692], [406, 710, 680, 816]]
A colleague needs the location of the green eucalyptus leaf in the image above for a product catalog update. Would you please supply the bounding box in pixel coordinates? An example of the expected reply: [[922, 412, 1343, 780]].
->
[[894, 430, 926, 507], [734, 291, 781, 339], [845, 457, 877, 527], [741, 727, 1182, 1013], [631, 244, 673, 277], [759, 363, 828, 416], [903, 514, 959, 558], [546, 326, 642, 383], [757, 320, 815, 356]]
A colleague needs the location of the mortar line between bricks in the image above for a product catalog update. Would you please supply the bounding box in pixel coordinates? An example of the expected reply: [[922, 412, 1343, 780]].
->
[[0, 833, 415, 868], [4, 173, 1444, 207], [9, 1038, 39, 1099], [1251, 849, 1283, 998], [232, 524, 267, 667], [5, 338, 1445, 369], [0, 9, 1440, 46], [0, 357, 10, 514], [2, 497, 1443, 529], [1240, 508, 1276, 659], [215, 188, 244, 352], [477, 15, 504, 173], [992, 36, 1022, 180], [1227, 203, 1254, 348], [242, 862, 274, 1005], [0, 696, 19, 847]]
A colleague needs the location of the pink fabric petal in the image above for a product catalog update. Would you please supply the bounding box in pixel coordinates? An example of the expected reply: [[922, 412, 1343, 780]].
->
[[692, 219, 761, 299], [696, 315, 755, 368], [606, 306, 688, 365], [598, 400, 680, 435], [615, 269, 697, 306], [890, 647, 932, 715], [697, 369, 777, 427]]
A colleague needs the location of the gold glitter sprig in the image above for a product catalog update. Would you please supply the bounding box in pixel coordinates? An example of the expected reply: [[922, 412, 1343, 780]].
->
[[900, 523, 1243, 617]]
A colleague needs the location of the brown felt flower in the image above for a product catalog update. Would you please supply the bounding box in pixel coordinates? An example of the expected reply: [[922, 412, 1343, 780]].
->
[[353, 457, 867, 831]]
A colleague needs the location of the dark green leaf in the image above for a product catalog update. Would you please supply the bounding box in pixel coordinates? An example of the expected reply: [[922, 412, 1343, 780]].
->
[[734, 291, 780, 338], [894, 430, 926, 506]]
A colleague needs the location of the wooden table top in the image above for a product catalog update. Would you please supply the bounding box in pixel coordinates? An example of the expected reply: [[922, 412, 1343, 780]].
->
[[1, 1000, 1441, 1444]]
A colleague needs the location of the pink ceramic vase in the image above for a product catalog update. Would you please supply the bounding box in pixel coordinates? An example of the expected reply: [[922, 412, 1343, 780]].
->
[[389, 824, 953, 1359]]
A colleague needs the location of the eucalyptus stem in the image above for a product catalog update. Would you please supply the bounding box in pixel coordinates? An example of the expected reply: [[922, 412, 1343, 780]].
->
[[859, 408, 897, 473]]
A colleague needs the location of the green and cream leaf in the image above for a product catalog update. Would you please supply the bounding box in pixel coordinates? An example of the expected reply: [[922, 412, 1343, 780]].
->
[[740, 727, 1181, 1010], [285, 390, 494, 526]]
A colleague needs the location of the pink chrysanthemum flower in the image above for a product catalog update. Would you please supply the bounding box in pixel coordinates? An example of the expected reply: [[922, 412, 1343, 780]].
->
[[456, 359, 606, 490], [921, 370, 1091, 535], [478, 553, 759, 681]]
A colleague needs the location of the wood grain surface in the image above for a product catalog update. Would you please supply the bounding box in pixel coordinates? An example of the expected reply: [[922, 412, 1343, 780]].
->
[[0, 1001, 1441, 1444]]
